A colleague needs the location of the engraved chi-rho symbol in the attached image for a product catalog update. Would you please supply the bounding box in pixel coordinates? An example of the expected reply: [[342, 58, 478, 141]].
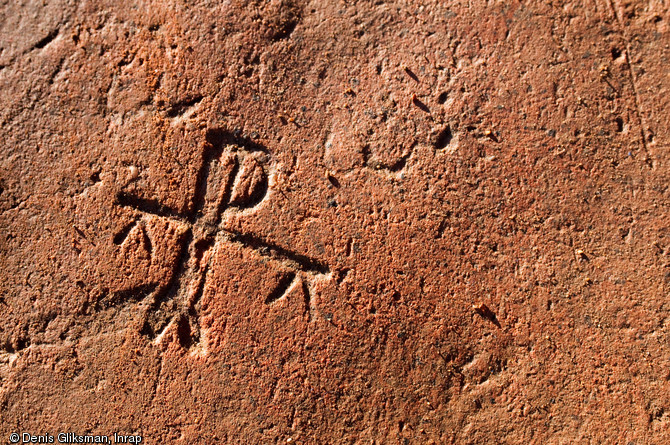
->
[[112, 129, 329, 349]]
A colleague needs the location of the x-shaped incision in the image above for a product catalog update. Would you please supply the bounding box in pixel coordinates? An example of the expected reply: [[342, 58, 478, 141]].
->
[[114, 130, 329, 348]]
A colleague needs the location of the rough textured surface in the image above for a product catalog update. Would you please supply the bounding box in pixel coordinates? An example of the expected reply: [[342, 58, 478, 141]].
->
[[1, 0, 669, 443]]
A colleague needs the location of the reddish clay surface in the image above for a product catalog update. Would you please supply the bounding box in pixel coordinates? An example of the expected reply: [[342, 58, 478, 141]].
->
[[1, 0, 669, 443]]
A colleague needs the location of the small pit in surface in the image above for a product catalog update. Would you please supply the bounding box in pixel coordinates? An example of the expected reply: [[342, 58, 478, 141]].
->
[[435, 125, 453, 150]]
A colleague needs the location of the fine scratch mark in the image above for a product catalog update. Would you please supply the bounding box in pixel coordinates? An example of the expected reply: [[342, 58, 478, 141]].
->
[[604, 0, 653, 167]]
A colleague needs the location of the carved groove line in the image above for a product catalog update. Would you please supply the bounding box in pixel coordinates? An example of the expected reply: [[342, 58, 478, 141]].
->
[[113, 129, 330, 349]]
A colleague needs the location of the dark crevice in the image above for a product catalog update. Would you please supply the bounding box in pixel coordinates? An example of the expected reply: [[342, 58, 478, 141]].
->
[[176, 314, 194, 348], [229, 160, 268, 209], [336, 268, 350, 285], [326, 173, 340, 188], [187, 239, 214, 316], [301, 279, 311, 314], [435, 219, 448, 238], [378, 152, 411, 172], [96, 283, 156, 311], [473, 303, 501, 328], [268, 5, 302, 42], [138, 227, 192, 340], [615, 117, 624, 132], [205, 128, 269, 154], [265, 272, 296, 304], [228, 231, 330, 274], [33, 28, 59, 50], [141, 294, 179, 339], [73, 225, 87, 240], [272, 19, 299, 41], [153, 228, 193, 308], [116, 191, 184, 220], [435, 126, 453, 150], [193, 238, 214, 265], [215, 156, 240, 221], [113, 218, 139, 245], [47, 56, 66, 85], [188, 274, 207, 319], [188, 276, 209, 318], [404, 67, 419, 82], [140, 314, 165, 339], [139, 223, 153, 255], [2, 336, 30, 353], [387, 156, 409, 172], [190, 143, 224, 221], [361, 144, 371, 165], [165, 95, 203, 118], [15, 337, 30, 351], [412, 96, 430, 113]]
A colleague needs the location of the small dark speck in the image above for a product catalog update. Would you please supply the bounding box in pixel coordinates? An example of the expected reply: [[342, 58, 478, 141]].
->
[[250, 131, 259, 139], [300, 106, 307, 112], [327, 174, 340, 188], [547, 129, 556, 137], [397, 331, 407, 340], [327, 198, 338, 207]]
